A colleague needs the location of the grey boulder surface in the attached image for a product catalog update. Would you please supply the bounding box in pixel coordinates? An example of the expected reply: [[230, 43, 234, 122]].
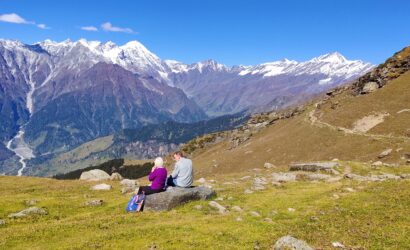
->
[[144, 186, 215, 211], [289, 162, 339, 172], [79, 169, 111, 181], [8, 207, 47, 218], [273, 235, 314, 250]]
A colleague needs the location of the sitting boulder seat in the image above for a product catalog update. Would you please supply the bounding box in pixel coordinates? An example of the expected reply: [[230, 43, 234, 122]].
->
[[144, 186, 215, 211]]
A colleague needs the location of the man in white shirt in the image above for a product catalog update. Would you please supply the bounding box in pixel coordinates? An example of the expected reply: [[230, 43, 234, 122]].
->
[[166, 151, 193, 188]]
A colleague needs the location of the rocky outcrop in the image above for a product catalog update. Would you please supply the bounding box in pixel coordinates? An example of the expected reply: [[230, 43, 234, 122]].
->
[[80, 169, 111, 181], [289, 162, 339, 172], [110, 172, 123, 181], [85, 200, 104, 206], [273, 235, 314, 250], [144, 186, 215, 211]]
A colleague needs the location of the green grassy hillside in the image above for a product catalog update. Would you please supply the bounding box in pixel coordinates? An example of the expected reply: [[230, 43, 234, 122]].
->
[[0, 163, 409, 249]]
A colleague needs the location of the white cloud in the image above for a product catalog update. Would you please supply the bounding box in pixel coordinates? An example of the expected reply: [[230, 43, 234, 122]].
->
[[37, 24, 50, 29], [0, 13, 49, 29], [81, 26, 98, 31], [0, 13, 31, 24], [101, 22, 135, 34]]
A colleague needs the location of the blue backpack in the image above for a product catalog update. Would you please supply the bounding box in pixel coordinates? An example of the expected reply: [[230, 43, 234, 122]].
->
[[126, 194, 146, 212]]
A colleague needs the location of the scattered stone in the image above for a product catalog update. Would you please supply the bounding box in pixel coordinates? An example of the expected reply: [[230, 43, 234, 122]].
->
[[344, 187, 355, 193], [253, 168, 262, 172], [344, 173, 379, 182], [396, 147, 403, 152], [288, 208, 296, 212], [196, 177, 206, 183], [80, 169, 110, 181], [25, 199, 38, 206], [371, 161, 383, 167], [232, 206, 243, 212], [240, 176, 251, 180], [332, 194, 340, 199], [144, 186, 215, 211], [264, 217, 273, 223], [270, 210, 278, 216], [273, 235, 314, 250], [194, 205, 203, 210], [90, 183, 112, 191], [227, 196, 234, 200], [326, 177, 343, 183], [244, 189, 254, 194], [120, 179, 137, 187], [289, 162, 339, 172], [332, 241, 346, 248], [378, 148, 393, 159], [397, 109, 410, 114], [310, 216, 319, 221], [252, 177, 268, 190], [110, 172, 123, 181], [85, 199, 104, 206], [214, 197, 224, 201], [324, 168, 341, 175], [264, 162, 276, 169], [400, 174, 410, 179], [8, 207, 47, 218], [376, 173, 401, 180], [272, 172, 297, 183], [332, 158, 339, 162], [0, 220, 5, 226], [209, 201, 228, 214], [249, 211, 261, 217], [361, 81, 379, 94], [223, 182, 233, 185], [236, 217, 243, 222]]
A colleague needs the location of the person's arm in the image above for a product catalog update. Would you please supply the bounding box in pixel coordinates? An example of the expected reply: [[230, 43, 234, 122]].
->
[[148, 169, 157, 181], [171, 162, 180, 178]]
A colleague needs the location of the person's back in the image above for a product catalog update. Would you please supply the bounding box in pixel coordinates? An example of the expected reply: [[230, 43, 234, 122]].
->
[[171, 155, 193, 188]]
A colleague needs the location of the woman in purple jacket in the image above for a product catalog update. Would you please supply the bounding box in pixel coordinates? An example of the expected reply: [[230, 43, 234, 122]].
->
[[137, 157, 167, 195]]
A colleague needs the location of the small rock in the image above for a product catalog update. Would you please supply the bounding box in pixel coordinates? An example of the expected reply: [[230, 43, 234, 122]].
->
[[232, 206, 243, 212], [196, 177, 206, 183], [85, 199, 104, 206], [214, 197, 224, 201], [272, 172, 297, 183], [91, 183, 112, 191], [332, 158, 339, 162], [288, 208, 296, 212], [378, 148, 393, 159], [270, 210, 278, 216], [271, 181, 282, 187], [344, 187, 355, 192], [304, 173, 332, 181], [244, 189, 254, 194], [332, 241, 346, 248], [273, 235, 314, 250], [120, 179, 137, 187], [8, 207, 47, 218], [264, 162, 276, 169], [194, 205, 203, 210], [249, 211, 261, 217], [236, 217, 243, 222], [332, 194, 340, 199], [209, 201, 228, 214], [263, 217, 273, 223], [371, 161, 383, 167], [110, 172, 123, 181], [227, 196, 234, 200], [240, 176, 251, 180], [310, 216, 319, 221], [121, 186, 137, 194], [0, 219, 5, 226], [25, 199, 38, 206]]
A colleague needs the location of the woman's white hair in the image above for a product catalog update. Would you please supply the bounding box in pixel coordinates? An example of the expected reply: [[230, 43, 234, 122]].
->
[[154, 157, 163, 167]]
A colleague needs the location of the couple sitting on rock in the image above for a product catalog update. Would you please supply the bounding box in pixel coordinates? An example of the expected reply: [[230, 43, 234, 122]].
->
[[137, 151, 193, 195]]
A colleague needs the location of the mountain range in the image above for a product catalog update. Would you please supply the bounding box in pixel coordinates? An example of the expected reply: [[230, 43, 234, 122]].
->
[[0, 38, 373, 175]]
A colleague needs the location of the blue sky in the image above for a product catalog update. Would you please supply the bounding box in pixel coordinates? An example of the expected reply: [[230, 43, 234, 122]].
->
[[1, 0, 409, 65]]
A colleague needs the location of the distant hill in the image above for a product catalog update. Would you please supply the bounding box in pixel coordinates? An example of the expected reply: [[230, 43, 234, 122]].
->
[[181, 46, 410, 176]]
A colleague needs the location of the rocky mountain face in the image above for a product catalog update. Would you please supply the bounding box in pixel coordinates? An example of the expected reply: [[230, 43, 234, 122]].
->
[[0, 38, 373, 175], [165, 53, 374, 116]]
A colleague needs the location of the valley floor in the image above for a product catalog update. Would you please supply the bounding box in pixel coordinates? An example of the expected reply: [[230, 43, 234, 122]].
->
[[0, 162, 409, 249]]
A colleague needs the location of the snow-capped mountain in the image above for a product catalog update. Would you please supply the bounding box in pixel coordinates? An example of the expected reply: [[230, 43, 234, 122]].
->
[[0, 38, 373, 175]]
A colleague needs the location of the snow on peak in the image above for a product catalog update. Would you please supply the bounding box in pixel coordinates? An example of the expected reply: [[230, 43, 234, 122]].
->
[[312, 52, 347, 63]]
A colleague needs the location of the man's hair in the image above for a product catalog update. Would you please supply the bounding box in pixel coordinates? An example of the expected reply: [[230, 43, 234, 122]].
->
[[173, 151, 183, 157]]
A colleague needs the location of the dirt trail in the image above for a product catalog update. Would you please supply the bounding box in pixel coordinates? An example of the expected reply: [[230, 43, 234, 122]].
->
[[307, 103, 410, 142]]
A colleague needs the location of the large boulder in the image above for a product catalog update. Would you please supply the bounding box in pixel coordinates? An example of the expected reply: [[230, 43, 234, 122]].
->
[[80, 169, 110, 181], [361, 82, 379, 94], [289, 162, 339, 172], [90, 183, 112, 191], [273, 235, 314, 250], [144, 186, 215, 211]]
